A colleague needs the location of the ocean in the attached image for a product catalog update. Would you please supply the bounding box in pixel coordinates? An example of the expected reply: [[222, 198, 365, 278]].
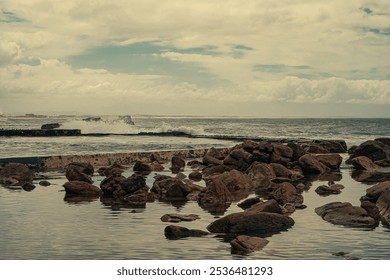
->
[[0, 115, 389, 260]]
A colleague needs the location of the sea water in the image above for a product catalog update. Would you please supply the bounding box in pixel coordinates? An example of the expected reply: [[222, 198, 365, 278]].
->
[[0, 115, 389, 259]]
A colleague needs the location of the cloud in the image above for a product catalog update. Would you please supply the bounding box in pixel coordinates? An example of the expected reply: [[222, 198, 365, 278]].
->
[[0, 40, 21, 65]]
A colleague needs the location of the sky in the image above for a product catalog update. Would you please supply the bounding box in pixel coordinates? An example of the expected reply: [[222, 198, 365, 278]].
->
[[0, 0, 389, 117]]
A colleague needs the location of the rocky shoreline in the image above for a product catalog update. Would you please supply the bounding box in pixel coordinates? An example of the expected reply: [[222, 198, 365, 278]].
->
[[1, 137, 389, 256]]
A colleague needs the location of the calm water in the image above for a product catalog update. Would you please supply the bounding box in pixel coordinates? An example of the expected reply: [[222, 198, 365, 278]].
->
[[0, 115, 389, 259]]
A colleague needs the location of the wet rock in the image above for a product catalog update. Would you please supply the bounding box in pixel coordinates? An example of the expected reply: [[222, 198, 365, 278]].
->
[[65, 166, 93, 183], [151, 178, 192, 201], [270, 163, 293, 178], [202, 164, 233, 176], [267, 182, 303, 205], [270, 143, 293, 165], [171, 156, 185, 172], [230, 235, 269, 255], [351, 156, 379, 170], [188, 171, 202, 181], [315, 183, 344, 196], [22, 182, 35, 191], [352, 170, 390, 183], [207, 211, 295, 234], [302, 140, 347, 153], [298, 154, 328, 175], [314, 154, 343, 170], [287, 142, 306, 161], [315, 202, 378, 228], [198, 169, 254, 207], [347, 140, 389, 162], [224, 148, 253, 171], [237, 197, 262, 210], [63, 181, 102, 197], [39, 180, 51, 186], [123, 193, 147, 208], [361, 201, 380, 220], [376, 189, 390, 226], [100, 175, 127, 196], [246, 162, 275, 188], [133, 161, 152, 173], [164, 225, 209, 239], [0, 162, 34, 186], [245, 199, 283, 214], [41, 123, 61, 129], [365, 181, 390, 202], [160, 213, 200, 223], [65, 162, 94, 176]]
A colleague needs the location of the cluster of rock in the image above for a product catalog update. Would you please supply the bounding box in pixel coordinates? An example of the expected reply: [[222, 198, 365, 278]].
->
[[346, 138, 390, 182], [2, 137, 390, 255]]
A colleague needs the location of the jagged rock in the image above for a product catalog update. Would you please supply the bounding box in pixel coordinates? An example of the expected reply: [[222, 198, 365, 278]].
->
[[171, 156, 185, 172], [270, 143, 293, 164], [348, 140, 389, 162], [207, 211, 294, 234], [246, 162, 275, 188], [63, 181, 102, 197], [198, 169, 254, 207], [315, 202, 378, 228], [164, 225, 209, 239], [160, 214, 200, 223], [151, 178, 192, 201], [351, 156, 379, 170], [314, 154, 343, 170], [0, 163, 34, 186], [230, 235, 269, 255]]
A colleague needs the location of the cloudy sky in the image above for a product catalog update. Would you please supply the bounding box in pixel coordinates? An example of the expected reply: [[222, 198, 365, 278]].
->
[[0, 0, 389, 117]]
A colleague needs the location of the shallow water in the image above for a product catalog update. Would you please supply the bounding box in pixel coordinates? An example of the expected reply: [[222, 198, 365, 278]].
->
[[1, 163, 389, 260]]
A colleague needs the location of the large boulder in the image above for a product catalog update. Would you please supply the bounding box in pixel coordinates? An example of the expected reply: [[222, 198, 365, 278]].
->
[[0, 163, 34, 186], [223, 148, 253, 171], [314, 154, 343, 170], [270, 143, 293, 165], [207, 211, 295, 234], [246, 162, 275, 188], [350, 156, 379, 170], [151, 178, 192, 201], [298, 154, 328, 175], [348, 140, 389, 162], [315, 202, 378, 228]]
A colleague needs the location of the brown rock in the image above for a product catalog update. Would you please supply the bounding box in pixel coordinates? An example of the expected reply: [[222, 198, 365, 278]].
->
[[245, 199, 283, 214], [270, 143, 293, 164], [160, 214, 200, 223], [246, 162, 275, 188], [376, 189, 390, 226], [207, 211, 295, 234], [188, 171, 202, 181], [63, 181, 102, 196], [314, 154, 343, 170], [0, 163, 34, 185], [65, 167, 93, 183], [351, 156, 379, 170], [171, 156, 185, 171], [298, 154, 328, 175], [230, 235, 269, 255], [164, 225, 208, 239]]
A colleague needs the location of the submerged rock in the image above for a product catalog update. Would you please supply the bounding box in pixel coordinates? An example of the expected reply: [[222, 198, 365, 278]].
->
[[230, 235, 269, 255], [160, 213, 200, 223], [315, 202, 378, 228], [164, 225, 209, 239], [63, 181, 102, 197]]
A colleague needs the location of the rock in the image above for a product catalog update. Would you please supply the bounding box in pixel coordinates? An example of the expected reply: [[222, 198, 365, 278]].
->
[[65, 162, 94, 176], [365, 181, 390, 202], [164, 225, 208, 239], [303, 140, 347, 153], [22, 182, 35, 191], [315, 183, 343, 196], [352, 170, 390, 183], [314, 154, 343, 170], [268, 182, 303, 205], [203, 154, 223, 166], [151, 178, 192, 201], [361, 201, 380, 220], [375, 159, 390, 167], [160, 214, 200, 223], [315, 202, 378, 228], [270, 163, 293, 178], [298, 154, 328, 175], [245, 199, 283, 214], [246, 162, 275, 188], [124, 193, 146, 208], [63, 181, 102, 197], [237, 197, 262, 210], [39, 180, 51, 186], [100, 175, 126, 196], [287, 142, 307, 161], [202, 164, 233, 176], [348, 140, 388, 162], [41, 123, 61, 129], [188, 171, 202, 181], [351, 156, 379, 170], [224, 148, 253, 171], [122, 174, 147, 195], [230, 235, 269, 255], [270, 143, 293, 164], [376, 189, 390, 226], [65, 166, 93, 183], [133, 161, 152, 173], [198, 169, 254, 207], [0, 163, 34, 185], [171, 156, 185, 172], [207, 211, 295, 234]]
